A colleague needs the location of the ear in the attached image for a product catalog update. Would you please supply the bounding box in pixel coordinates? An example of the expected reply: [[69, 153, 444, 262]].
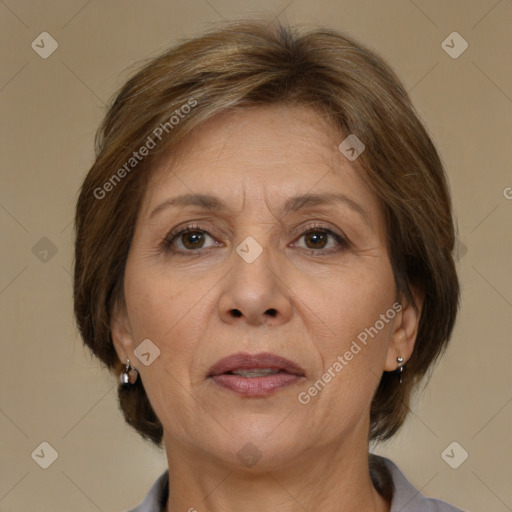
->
[[384, 287, 424, 372], [110, 297, 136, 364]]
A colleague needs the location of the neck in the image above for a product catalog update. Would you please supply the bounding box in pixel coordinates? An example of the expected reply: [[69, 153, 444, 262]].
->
[[163, 432, 390, 512]]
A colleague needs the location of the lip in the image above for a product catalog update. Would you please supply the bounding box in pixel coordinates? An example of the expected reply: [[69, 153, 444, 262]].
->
[[208, 352, 305, 397]]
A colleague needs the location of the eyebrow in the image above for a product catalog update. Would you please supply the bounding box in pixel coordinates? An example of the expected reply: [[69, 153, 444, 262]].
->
[[148, 192, 372, 228]]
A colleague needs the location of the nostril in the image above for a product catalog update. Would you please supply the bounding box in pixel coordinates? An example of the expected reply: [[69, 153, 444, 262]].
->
[[231, 309, 242, 317], [266, 308, 277, 317]]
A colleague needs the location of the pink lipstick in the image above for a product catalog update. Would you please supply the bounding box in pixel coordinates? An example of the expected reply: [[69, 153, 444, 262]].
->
[[208, 352, 305, 396]]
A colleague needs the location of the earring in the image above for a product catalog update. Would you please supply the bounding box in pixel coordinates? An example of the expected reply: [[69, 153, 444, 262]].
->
[[396, 356, 405, 384], [120, 358, 139, 386]]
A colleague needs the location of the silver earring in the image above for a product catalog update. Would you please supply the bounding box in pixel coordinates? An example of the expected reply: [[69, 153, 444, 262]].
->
[[396, 356, 405, 384], [120, 358, 138, 386]]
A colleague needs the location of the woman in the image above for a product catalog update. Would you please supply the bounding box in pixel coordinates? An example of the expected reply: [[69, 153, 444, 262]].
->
[[74, 19, 465, 512]]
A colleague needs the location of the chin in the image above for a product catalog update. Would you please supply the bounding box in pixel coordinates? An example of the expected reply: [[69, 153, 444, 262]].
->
[[197, 420, 305, 470]]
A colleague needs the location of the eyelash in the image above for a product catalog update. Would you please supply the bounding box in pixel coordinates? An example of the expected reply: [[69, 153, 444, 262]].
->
[[161, 222, 350, 256]]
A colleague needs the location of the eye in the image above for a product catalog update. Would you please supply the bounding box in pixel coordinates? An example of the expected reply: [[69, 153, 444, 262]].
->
[[162, 224, 219, 253], [161, 223, 349, 256], [293, 225, 349, 254]]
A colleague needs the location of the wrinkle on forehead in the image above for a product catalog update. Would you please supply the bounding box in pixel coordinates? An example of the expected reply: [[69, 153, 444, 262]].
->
[[152, 103, 342, 178], [139, 104, 370, 228]]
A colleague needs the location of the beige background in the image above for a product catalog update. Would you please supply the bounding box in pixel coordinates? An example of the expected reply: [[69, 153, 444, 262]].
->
[[1, 0, 511, 511]]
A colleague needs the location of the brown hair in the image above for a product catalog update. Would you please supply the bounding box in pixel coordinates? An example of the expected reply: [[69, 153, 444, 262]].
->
[[73, 18, 460, 447]]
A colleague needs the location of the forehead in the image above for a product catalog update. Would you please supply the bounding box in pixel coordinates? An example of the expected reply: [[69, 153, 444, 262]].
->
[[139, 104, 379, 223]]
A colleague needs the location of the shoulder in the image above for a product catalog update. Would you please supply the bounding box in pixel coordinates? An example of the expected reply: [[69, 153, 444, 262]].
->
[[371, 454, 467, 512], [125, 469, 169, 512]]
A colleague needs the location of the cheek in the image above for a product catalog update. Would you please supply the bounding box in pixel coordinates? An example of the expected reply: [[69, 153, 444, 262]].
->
[[124, 251, 207, 337], [122, 267, 209, 435], [122, 261, 206, 382], [300, 261, 395, 352], [293, 259, 395, 416]]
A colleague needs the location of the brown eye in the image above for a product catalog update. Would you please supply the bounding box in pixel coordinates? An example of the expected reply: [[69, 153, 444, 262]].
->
[[304, 231, 329, 249], [180, 230, 206, 250], [294, 226, 349, 254], [163, 224, 218, 253]]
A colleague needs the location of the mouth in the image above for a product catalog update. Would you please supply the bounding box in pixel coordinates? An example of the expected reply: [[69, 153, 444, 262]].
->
[[207, 352, 305, 396]]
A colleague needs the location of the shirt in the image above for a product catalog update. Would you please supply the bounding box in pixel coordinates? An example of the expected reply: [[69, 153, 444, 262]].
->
[[126, 455, 466, 512]]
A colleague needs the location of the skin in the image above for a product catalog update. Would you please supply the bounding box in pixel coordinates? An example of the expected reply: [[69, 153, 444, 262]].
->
[[111, 104, 422, 512]]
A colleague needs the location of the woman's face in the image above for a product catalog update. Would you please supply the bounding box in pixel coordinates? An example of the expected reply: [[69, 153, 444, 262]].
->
[[112, 104, 415, 469]]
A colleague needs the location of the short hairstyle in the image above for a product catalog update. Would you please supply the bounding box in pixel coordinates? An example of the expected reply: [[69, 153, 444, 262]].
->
[[73, 18, 460, 446]]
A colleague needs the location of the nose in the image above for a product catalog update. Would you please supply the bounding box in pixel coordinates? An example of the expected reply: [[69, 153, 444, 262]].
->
[[218, 243, 293, 327]]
